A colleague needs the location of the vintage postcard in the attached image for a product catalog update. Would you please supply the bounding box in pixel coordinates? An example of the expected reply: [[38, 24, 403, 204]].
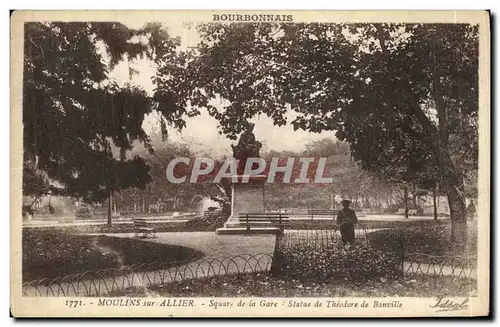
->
[[10, 10, 490, 317]]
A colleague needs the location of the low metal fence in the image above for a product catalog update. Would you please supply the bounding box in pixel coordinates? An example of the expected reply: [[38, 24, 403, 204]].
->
[[22, 233, 477, 297], [404, 253, 477, 279], [279, 222, 371, 248], [22, 253, 274, 297]]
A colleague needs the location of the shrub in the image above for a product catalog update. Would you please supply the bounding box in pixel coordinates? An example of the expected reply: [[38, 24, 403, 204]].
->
[[142, 272, 476, 297], [184, 210, 228, 231], [366, 229, 405, 253], [366, 224, 477, 259], [75, 206, 93, 219], [278, 241, 402, 282]]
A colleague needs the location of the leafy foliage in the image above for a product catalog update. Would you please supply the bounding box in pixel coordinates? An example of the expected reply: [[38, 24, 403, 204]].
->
[[142, 272, 476, 297], [74, 206, 93, 219], [115, 132, 229, 211], [22, 152, 50, 200], [367, 223, 477, 259], [279, 241, 402, 282], [23, 22, 179, 202], [184, 211, 229, 231], [154, 23, 478, 239]]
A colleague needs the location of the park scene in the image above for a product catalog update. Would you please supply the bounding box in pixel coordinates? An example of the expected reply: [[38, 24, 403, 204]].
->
[[21, 20, 479, 298]]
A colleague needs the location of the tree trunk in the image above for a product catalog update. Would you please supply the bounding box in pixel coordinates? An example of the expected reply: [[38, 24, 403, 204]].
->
[[430, 33, 467, 243], [433, 186, 438, 221], [448, 188, 467, 243], [412, 183, 417, 208], [377, 186, 381, 214], [107, 190, 112, 226], [403, 186, 409, 219], [442, 157, 467, 243]]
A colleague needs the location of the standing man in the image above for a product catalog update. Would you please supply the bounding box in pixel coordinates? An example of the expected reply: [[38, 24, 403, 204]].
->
[[336, 200, 358, 246]]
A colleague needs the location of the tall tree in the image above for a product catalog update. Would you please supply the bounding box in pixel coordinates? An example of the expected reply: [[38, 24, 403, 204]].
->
[[118, 131, 228, 213], [154, 23, 478, 242], [23, 22, 180, 223]]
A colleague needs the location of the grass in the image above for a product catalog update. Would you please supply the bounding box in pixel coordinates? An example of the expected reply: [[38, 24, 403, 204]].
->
[[109, 272, 476, 297], [290, 219, 451, 230], [25, 217, 452, 234], [24, 221, 204, 235], [366, 222, 477, 259], [22, 228, 204, 281]]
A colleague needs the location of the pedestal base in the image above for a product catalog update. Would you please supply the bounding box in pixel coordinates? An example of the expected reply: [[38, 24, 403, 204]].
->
[[216, 175, 274, 235]]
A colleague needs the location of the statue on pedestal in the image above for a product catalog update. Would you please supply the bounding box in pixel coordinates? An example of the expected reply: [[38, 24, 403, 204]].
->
[[231, 123, 262, 175], [215, 123, 267, 234]]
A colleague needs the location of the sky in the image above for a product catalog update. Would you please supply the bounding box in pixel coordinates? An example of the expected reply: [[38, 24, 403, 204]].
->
[[108, 20, 328, 157]]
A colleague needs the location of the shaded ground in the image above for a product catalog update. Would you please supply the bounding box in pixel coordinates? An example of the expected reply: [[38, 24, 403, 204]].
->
[[22, 219, 478, 297], [367, 222, 477, 259], [23, 215, 458, 232], [21, 219, 453, 234], [113, 272, 477, 297], [22, 228, 477, 297], [23, 228, 204, 281], [94, 232, 276, 259], [22, 253, 275, 296], [291, 219, 453, 230]]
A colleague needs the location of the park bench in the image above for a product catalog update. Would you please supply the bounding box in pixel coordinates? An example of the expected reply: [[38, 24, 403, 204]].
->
[[133, 218, 157, 238], [307, 209, 337, 220], [239, 212, 290, 235], [396, 208, 418, 216]]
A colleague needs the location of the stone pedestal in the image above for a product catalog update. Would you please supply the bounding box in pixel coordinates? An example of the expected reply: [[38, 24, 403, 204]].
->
[[216, 175, 278, 235], [224, 175, 266, 228]]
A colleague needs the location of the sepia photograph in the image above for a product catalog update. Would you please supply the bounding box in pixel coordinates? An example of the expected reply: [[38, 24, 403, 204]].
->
[[10, 10, 490, 317]]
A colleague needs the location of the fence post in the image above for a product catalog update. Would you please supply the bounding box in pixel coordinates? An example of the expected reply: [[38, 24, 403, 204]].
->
[[279, 213, 284, 234], [400, 229, 405, 276], [246, 213, 250, 236], [270, 221, 284, 277]]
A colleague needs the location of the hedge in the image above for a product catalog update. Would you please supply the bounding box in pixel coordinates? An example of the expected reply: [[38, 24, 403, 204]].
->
[[277, 241, 402, 282]]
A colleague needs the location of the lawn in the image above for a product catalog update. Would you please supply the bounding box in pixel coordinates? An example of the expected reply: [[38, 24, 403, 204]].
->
[[109, 272, 476, 297], [31, 217, 456, 234], [22, 228, 204, 281], [366, 222, 477, 259], [290, 219, 451, 230]]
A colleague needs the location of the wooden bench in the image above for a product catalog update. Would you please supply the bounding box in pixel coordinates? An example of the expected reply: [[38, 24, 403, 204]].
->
[[396, 208, 418, 216], [307, 209, 337, 220], [133, 218, 157, 238], [239, 212, 290, 235]]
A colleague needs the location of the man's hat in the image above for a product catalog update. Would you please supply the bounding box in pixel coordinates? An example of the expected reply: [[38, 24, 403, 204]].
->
[[341, 200, 352, 206]]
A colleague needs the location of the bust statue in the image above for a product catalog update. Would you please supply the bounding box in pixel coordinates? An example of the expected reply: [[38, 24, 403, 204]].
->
[[231, 123, 262, 174]]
